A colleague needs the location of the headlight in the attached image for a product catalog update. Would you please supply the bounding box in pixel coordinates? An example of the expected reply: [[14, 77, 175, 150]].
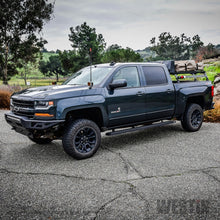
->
[[35, 101, 54, 109]]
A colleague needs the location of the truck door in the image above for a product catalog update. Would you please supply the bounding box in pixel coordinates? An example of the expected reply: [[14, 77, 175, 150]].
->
[[106, 66, 146, 127], [141, 66, 175, 120]]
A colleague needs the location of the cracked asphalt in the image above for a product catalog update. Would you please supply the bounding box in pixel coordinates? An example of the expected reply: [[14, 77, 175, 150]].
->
[[0, 110, 220, 219]]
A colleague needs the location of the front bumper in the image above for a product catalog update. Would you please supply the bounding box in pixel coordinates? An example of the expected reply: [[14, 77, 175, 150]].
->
[[5, 112, 65, 136]]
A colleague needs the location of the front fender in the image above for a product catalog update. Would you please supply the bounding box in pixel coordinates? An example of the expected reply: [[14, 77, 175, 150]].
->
[[56, 95, 106, 119]]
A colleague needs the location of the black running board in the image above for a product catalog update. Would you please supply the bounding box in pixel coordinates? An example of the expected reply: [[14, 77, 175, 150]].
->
[[106, 120, 176, 136]]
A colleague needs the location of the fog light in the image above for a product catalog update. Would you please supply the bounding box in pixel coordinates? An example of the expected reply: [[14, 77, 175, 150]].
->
[[34, 113, 54, 117]]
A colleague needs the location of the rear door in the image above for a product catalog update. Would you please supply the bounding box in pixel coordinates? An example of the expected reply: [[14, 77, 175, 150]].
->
[[141, 65, 175, 120], [105, 66, 146, 127]]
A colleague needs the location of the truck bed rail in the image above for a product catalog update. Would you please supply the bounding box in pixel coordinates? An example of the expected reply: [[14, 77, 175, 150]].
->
[[174, 70, 209, 82]]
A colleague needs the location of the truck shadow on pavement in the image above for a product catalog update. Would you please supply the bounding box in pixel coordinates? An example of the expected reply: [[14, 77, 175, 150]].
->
[[23, 123, 183, 161], [102, 123, 183, 150]]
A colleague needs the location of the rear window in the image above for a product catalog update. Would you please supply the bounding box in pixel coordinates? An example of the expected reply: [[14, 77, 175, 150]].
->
[[142, 66, 168, 85]]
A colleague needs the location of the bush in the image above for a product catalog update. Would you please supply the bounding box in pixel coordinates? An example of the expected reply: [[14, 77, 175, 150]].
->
[[203, 100, 220, 123], [0, 85, 22, 109], [0, 90, 12, 109]]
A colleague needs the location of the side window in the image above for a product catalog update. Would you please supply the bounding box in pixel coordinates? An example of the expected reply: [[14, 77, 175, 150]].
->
[[113, 67, 140, 88], [142, 66, 168, 85]]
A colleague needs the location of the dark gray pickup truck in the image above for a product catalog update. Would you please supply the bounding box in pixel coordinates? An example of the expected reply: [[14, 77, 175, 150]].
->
[[5, 62, 214, 159]]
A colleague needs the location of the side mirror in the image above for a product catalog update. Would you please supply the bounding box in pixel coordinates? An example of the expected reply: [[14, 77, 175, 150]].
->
[[109, 79, 127, 89]]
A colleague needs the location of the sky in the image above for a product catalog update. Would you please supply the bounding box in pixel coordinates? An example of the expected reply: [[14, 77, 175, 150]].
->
[[42, 0, 220, 51]]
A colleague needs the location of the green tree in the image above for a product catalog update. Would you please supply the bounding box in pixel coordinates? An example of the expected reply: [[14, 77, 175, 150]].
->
[[69, 22, 106, 64], [0, 0, 54, 84], [122, 47, 143, 62], [39, 55, 65, 82], [101, 44, 143, 63], [150, 32, 204, 60], [191, 34, 205, 57], [59, 50, 84, 74], [101, 44, 122, 62], [19, 39, 45, 85]]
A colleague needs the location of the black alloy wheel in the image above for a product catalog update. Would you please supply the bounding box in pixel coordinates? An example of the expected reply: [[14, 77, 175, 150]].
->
[[191, 109, 202, 129], [181, 103, 203, 132], [74, 127, 96, 153], [62, 119, 101, 159]]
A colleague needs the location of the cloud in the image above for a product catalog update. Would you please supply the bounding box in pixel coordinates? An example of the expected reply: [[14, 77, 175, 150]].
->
[[43, 0, 220, 51]]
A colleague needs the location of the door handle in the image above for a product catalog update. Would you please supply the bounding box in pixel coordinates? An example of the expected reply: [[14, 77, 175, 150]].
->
[[166, 89, 172, 94], [136, 91, 145, 96]]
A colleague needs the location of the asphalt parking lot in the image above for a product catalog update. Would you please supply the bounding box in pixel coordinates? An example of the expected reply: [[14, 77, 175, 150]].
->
[[0, 110, 219, 219]]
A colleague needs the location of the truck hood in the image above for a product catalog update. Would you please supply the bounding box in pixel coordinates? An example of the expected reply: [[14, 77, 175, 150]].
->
[[12, 85, 89, 100]]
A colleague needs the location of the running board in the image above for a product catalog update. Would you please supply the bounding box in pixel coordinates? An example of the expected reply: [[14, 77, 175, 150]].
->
[[106, 120, 176, 136]]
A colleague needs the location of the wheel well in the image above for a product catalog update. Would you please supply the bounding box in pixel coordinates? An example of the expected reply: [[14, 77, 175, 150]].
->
[[65, 107, 103, 129], [186, 96, 204, 109], [178, 96, 205, 121]]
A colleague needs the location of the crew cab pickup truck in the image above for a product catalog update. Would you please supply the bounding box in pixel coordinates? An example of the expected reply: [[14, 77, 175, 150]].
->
[[5, 62, 214, 159]]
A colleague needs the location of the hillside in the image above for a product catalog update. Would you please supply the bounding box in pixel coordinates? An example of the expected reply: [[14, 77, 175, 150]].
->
[[136, 47, 156, 61]]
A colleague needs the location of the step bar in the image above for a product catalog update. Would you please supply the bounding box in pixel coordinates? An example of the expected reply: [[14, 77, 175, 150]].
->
[[106, 120, 176, 136]]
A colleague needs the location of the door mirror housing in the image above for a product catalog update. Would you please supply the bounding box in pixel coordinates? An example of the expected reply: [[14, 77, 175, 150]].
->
[[109, 79, 127, 90]]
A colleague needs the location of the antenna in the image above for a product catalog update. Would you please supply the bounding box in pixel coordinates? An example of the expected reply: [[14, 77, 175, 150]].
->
[[88, 48, 93, 89]]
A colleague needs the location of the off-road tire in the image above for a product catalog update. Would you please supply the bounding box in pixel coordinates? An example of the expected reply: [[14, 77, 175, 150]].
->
[[29, 136, 53, 144], [181, 103, 203, 132], [62, 119, 101, 159]]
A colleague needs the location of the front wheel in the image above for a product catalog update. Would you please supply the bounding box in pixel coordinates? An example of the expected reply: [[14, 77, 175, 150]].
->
[[62, 119, 101, 159], [181, 103, 203, 132]]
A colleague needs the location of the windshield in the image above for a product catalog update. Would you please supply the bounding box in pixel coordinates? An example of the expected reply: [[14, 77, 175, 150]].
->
[[64, 66, 113, 86]]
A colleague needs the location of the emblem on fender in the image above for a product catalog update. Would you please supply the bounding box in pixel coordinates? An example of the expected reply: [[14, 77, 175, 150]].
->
[[111, 107, 121, 114]]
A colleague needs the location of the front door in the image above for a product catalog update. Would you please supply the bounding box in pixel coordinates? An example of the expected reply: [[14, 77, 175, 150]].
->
[[106, 66, 146, 127]]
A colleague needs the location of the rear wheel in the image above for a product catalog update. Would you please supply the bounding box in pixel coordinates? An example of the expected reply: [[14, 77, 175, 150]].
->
[[62, 119, 101, 159], [181, 103, 203, 132]]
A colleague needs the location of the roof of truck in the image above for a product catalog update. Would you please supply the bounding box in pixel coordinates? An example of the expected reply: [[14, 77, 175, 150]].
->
[[94, 62, 165, 68]]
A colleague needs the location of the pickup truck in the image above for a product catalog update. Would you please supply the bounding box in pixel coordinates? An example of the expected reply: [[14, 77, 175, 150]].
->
[[5, 62, 214, 159]]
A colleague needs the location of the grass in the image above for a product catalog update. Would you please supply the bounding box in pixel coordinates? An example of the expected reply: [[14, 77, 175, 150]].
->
[[204, 64, 220, 83], [3, 77, 66, 87]]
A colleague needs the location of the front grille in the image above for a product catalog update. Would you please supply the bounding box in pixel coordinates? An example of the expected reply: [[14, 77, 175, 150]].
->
[[12, 99, 35, 108], [12, 99, 35, 118]]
